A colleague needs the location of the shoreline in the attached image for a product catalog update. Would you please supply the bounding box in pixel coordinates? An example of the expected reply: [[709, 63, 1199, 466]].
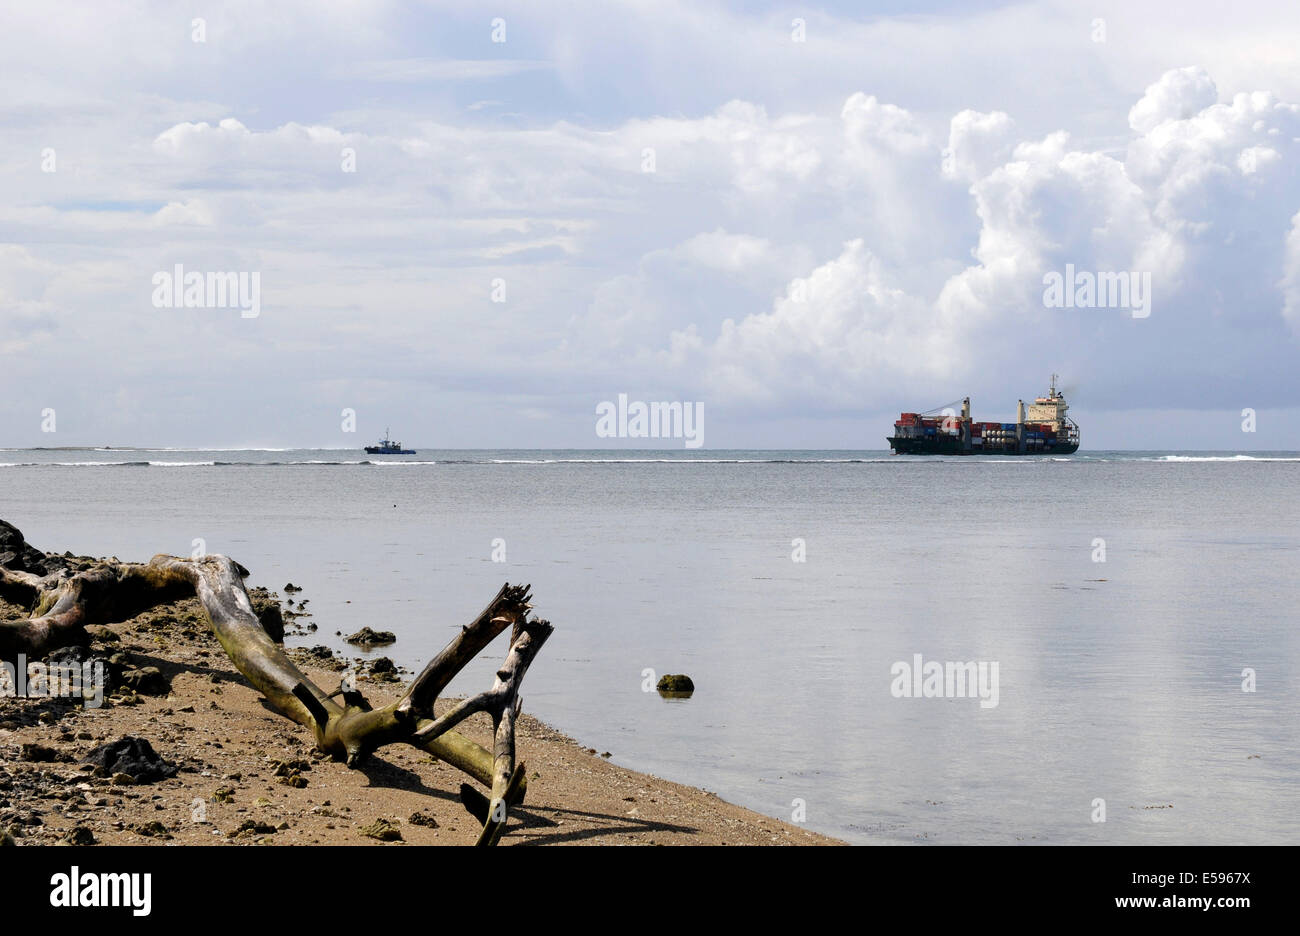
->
[[1, 588, 842, 846]]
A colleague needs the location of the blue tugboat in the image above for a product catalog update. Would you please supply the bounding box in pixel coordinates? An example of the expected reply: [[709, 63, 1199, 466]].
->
[[364, 429, 416, 455]]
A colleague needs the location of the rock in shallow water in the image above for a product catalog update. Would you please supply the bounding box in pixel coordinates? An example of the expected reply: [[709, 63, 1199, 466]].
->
[[656, 674, 695, 693], [247, 588, 284, 642], [344, 627, 397, 647]]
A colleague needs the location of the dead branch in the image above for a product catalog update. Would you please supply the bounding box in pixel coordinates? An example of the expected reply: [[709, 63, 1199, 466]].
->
[[0, 524, 553, 845]]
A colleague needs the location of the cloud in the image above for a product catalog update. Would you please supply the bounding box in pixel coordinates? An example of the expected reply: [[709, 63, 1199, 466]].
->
[[671, 230, 778, 274], [944, 110, 1015, 184], [656, 68, 1300, 419], [668, 239, 944, 407], [1129, 66, 1220, 133]]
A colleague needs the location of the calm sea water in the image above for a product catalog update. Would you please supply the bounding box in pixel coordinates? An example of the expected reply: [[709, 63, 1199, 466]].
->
[[2, 448, 1297, 845]]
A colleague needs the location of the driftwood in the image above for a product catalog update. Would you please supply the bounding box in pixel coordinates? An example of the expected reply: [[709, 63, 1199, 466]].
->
[[0, 524, 552, 845]]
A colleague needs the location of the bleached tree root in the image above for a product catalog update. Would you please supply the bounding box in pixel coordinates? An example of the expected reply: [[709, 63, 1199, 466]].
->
[[2, 543, 553, 845], [0, 563, 190, 659]]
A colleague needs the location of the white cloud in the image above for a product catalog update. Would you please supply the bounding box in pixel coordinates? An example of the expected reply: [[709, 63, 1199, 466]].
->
[[656, 67, 1300, 417], [944, 110, 1015, 183], [1129, 66, 1220, 133], [671, 230, 778, 274], [670, 239, 947, 406]]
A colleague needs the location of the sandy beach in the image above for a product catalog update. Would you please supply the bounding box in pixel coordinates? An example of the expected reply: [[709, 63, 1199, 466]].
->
[[1, 586, 840, 847]]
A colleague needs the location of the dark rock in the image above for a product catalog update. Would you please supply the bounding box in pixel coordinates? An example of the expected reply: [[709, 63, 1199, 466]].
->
[[20, 743, 63, 763], [291, 645, 344, 671], [0, 520, 67, 575], [120, 666, 168, 696], [131, 820, 171, 838], [272, 758, 312, 776], [368, 657, 399, 681], [82, 737, 178, 783], [228, 819, 276, 838], [284, 582, 301, 593], [247, 588, 284, 642], [359, 818, 402, 841], [408, 811, 438, 828], [656, 674, 695, 693], [62, 826, 96, 846], [344, 627, 396, 647]]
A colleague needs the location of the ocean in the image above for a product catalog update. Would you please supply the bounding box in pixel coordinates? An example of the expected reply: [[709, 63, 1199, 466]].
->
[[2, 448, 1297, 845]]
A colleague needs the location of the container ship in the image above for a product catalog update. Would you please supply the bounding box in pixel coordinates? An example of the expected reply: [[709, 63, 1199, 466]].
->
[[887, 376, 1080, 455]]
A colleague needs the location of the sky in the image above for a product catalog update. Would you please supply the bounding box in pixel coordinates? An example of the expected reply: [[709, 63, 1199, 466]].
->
[[2, 0, 1300, 450]]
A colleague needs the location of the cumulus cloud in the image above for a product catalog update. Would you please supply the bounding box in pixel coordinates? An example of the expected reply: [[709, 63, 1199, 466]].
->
[[944, 110, 1015, 183], [1129, 66, 1220, 133], [668, 240, 945, 406], [660, 67, 1300, 417]]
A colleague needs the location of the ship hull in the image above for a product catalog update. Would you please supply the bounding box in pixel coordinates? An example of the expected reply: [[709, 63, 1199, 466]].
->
[[887, 437, 1078, 456]]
